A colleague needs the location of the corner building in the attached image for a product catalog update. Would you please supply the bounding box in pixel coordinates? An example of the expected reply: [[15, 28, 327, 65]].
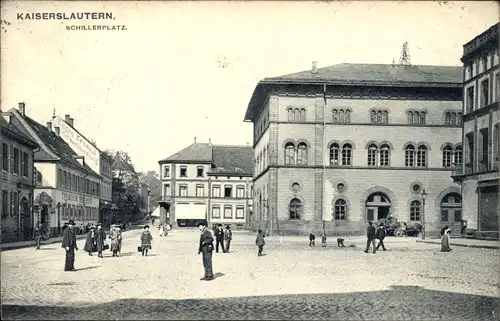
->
[[245, 62, 464, 236], [452, 23, 499, 238]]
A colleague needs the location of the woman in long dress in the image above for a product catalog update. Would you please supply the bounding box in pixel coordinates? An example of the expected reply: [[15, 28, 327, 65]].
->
[[83, 226, 96, 256], [440, 225, 452, 252]]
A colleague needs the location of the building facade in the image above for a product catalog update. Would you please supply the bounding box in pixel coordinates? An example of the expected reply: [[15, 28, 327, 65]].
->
[[244, 62, 463, 236], [50, 115, 114, 225], [0, 105, 39, 243], [5, 104, 101, 236], [158, 140, 253, 229], [452, 23, 499, 238]]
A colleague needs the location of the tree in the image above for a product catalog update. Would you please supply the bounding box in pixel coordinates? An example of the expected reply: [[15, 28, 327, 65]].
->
[[138, 170, 162, 209]]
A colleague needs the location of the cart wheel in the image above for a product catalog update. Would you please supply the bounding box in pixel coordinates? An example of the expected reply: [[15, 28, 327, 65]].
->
[[394, 229, 403, 237]]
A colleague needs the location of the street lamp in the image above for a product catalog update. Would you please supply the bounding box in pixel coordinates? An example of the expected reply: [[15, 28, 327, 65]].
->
[[421, 189, 428, 240]]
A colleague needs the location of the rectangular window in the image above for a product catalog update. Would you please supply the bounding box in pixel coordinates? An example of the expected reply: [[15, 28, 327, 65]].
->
[[465, 133, 474, 174], [466, 87, 474, 112], [236, 186, 245, 198], [1, 143, 8, 171], [480, 79, 489, 107], [163, 166, 170, 178], [224, 205, 233, 219], [21, 152, 28, 176], [479, 128, 489, 172], [212, 205, 220, 219], [1, 190, 8, 219], [236, 206, 244, 219], [179, 185, 187, 197], [196, 185, 204, 197], [13, 148, 19, 174], [493, 124, 499, 169], [496, 73, 500, 102], [224, 186, 232, 198], [164, 184, 171, 196], [212, 186, 221, 197], [180, 166, 187, 177], [197, 167, 204, 177]]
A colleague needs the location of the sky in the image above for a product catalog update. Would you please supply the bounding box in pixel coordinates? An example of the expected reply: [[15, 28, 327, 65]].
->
[[1, 1, 498, 173]]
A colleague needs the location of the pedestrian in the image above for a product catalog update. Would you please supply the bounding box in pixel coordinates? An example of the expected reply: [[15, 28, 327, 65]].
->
[[224, 225, 232, 253], [460, 220, 467, 235], [95, 223, 106, 258], [375, 223, 387, 251], [61, 220, 78, 271], [215, 223, 224, 253], [152, 218, 155, 226], [198, 223, 214, 281], [159, 223, 165, 237], [256, 229, 266, 256], [163, 222, 169, 236], [140, 225, 153, 256], [321, 233, 327, 247], [83, 225, 96, 256], [116, 227, 123, 254], [364, 221, 376, 254], [337, 238, 345, 247], [309, 233, 316, 247], [109, 226, 121, 257], [33, 224, 42, 250], [441, 225, 452, 252]]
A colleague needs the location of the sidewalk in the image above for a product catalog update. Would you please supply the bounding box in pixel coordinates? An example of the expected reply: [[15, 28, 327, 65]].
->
[[416, 238, 500, 250]]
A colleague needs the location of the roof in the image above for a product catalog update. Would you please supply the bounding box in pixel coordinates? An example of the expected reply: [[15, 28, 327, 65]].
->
[[462, 22, 499, 61], [23, 116, 99, 176], [113, 152, 136, 173], [0, 115, 39, 148], [159, 142, 253, 175]]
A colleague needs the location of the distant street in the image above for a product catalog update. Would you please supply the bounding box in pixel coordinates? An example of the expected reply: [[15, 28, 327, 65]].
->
[[1, 227, 499, 320]]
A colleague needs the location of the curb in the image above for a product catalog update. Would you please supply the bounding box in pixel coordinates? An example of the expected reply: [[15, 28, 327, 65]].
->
[[416, 240, 499, 250]]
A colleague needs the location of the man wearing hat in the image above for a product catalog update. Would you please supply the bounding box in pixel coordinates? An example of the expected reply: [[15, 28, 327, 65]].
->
[[375, 222, 387, 251], [364, 221, 377, 254], [198, 222, 214, 281], [61, 220, 78, 271], [94, 223, 106, 258]]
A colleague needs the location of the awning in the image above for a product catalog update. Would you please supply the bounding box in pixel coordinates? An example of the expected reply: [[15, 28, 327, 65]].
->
[[175, 203, 206, 220], [150, 206, 161, 218]]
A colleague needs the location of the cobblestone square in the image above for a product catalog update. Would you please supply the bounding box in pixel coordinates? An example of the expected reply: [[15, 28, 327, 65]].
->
[[2, 228, 499, 320]]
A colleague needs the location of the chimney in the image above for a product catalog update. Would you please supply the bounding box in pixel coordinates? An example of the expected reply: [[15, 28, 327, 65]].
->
[[54, 126, 60, 136], [246, 142, 250, 146], [47, 122, 52, 132], [194, 137, 197, 143], [208, 138, 212, 146], [18, 102, 26, 116], [311, 61, 318, 74], [68, 117, 74, 127]]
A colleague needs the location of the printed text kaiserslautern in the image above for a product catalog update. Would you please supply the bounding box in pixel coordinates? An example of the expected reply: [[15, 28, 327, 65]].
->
[[17, 13, 114, 20]]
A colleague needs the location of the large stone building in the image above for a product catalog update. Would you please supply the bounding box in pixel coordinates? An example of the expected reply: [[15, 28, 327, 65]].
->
[[1, 104, 39, 243], [158, 139, 253, 229], [4, 104, 101, 235], [452, 23, 499, 238], [244, 62, 463, 236], [50, 114, 114, 225]]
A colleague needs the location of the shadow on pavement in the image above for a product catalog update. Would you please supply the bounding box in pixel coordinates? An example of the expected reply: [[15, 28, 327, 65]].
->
[[2, 285, 498, 320], [213, 272, 225, 279], [75, 266, 101, 271]]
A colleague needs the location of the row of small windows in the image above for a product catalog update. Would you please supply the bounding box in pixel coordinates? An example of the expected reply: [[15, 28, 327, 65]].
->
[[287, 108, 306, 122], [1, 143, 31, 177], [283, 142, 463, 168], [56, 169, 100, 197], [211, 205, 245, 219], [406, 111, 426, 125], [172, 184, 247, 198], [444, 112, 463, 126]]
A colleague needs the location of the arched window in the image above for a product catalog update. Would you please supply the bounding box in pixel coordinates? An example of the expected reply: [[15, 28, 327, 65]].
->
[[370, 110, 377, 123], [333, 109, 339, 122], [380, 144, 390, 167], [457, 112, 463, 125], [377, 110, 383, 123], [405, 144, 415, 167], [284, 142, 295, 165], [450, 113, 457, 126], [297, 143, 308, 165], [300, 108, 306, 122], [289, 198, 302, 220], [329, 143, 340, 165], [445, 112, 451, 125], [416, 145, 428, 167], [410, 200, 422, 221], [442, 145, 453, 168], [419, 112, 426, 125], [339, 109, 345, 123], [345, 109, 351, 123], [294, 108, 300, 122], [382, 110, 389, 123], [453, 145, 463, 166], [407, 111, 413, 124], [287, 108, 294, 122], [334, 199, 347, 220], [413, 111, 419, 125], [341, 144, 352, 166], [367, 144, 377, 166]]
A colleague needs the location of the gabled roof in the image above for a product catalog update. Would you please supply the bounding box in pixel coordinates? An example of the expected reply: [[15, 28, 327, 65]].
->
[[0, 115, 39, 148], [159, 143, 213, 163], [113, 152, 136, 173], [266, 63, 462, 85], [211, 146, 253, 176]]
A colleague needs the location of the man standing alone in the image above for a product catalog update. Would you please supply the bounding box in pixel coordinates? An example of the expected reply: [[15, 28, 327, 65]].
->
[[61, 220, 78, 271], [198, 223, 214, 281], [33, 224, 42, 250], [224, 225, 232, 253], [364, 221, 376, 254]]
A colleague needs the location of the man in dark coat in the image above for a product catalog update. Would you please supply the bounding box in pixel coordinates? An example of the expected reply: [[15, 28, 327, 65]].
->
[[223, 225, 232, 253], [214, 223, 224, 253], [94, 223, 106, 258], [375, 223, 387, 251], [33, 224, 42, 250], [364, 221, 376, 254], [83, 226, 96, 256], [198, 223, 214, 281], [61, 220, 78, 271]]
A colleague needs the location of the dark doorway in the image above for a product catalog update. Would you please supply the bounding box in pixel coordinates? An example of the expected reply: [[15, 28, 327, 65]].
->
[[365, 192, 391, 222], [20, 197, 31, 241]]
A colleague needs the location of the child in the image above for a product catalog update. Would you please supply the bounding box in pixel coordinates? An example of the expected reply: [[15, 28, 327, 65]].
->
[[256, 229, 265, 256], [140, 225, 153, 256], [309, 233, 316, 247], [321, 233, 327, 247], [337, 237, 346, 247]]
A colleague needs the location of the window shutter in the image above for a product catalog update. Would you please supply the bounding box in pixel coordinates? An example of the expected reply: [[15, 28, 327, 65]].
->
[[20, 153, 24, 176], [10, 146, 14, 172]]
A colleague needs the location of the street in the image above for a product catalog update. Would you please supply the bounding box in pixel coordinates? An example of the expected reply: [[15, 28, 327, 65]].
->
[[1, 227, 499, 320]]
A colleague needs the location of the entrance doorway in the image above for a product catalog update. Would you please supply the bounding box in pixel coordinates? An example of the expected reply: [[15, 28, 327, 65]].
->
[[19, 197, 31, 241], [440, 193, 462, 234], [365, 192, 391, 222]]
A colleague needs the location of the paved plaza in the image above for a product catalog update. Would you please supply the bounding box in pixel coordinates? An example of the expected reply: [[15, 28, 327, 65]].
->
[[1, 227, 499, 320]]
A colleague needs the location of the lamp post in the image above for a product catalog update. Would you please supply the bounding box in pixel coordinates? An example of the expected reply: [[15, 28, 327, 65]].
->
[[263, 198, 269, 236], [421, 189, 428, 240]]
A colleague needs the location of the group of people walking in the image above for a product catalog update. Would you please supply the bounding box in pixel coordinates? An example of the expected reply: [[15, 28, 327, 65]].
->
[[212, 223, 232, 253]]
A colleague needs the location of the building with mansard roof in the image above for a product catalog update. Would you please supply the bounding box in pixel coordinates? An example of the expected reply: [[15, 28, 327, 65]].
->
[[452, 23, 499, 239], [244, 61, 464, 236], [158, 139, 253, 228]]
